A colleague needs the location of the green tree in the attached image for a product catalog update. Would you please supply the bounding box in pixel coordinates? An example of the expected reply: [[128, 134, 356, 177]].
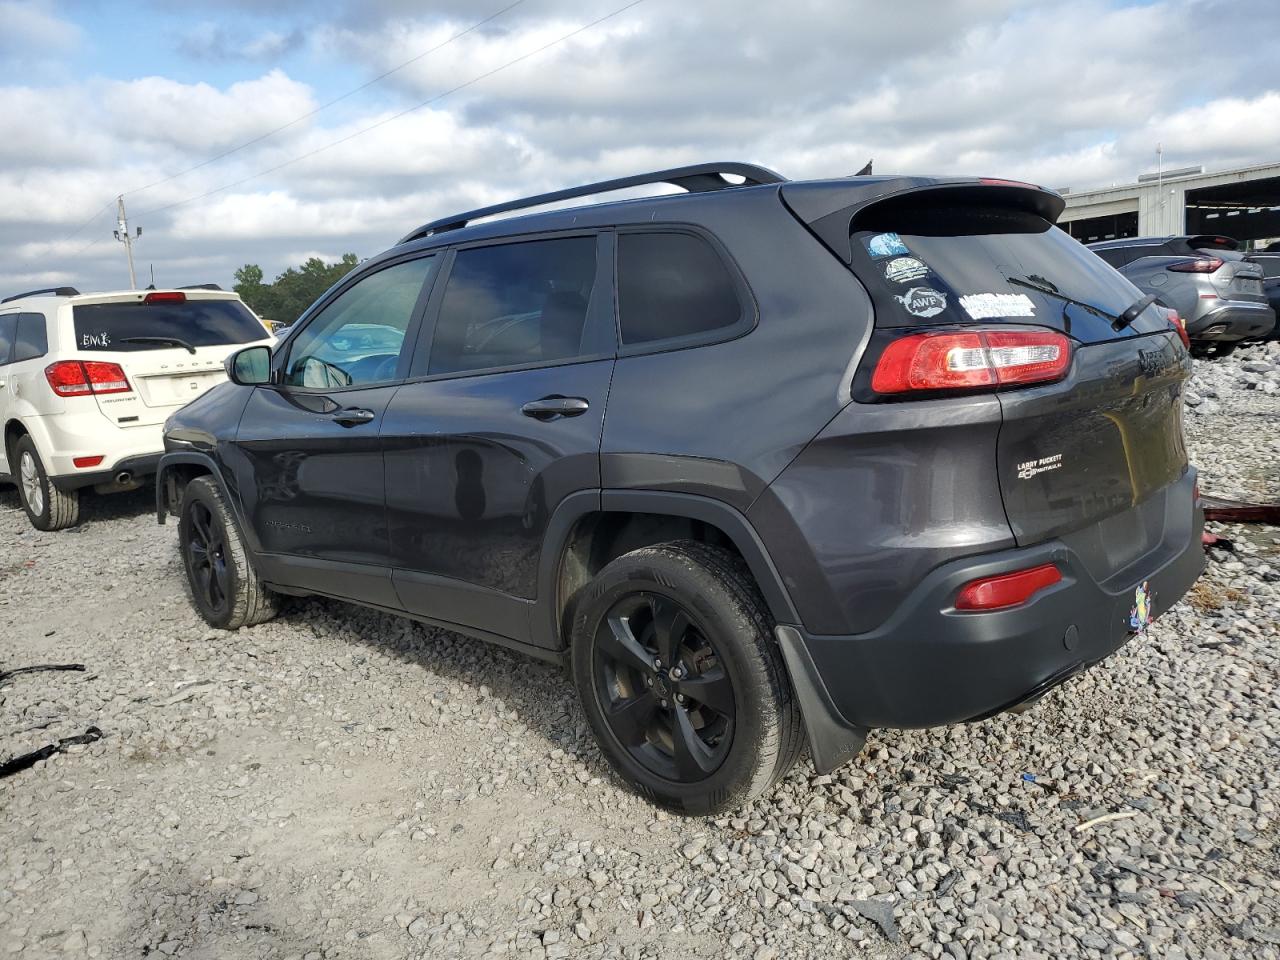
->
[[233, 254, 359, 327]]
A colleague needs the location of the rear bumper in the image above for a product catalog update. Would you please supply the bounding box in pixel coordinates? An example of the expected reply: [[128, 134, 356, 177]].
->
[[781, 471, 1203, 768], [52, 452, 162, 491], [1186, 301, 1276, 342]]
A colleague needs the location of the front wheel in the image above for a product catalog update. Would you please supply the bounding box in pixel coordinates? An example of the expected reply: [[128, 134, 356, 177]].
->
[[570, 541, 804, 814], [178, 476, 279, 629], [14, 436, 80, 531]]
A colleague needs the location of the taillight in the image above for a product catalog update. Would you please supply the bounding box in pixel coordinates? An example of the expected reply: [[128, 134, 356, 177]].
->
[[955, 564, 1062, 611], [144, 291, 186, 304], [1167, 308, 1190, 349], [871, 327, 1071, 395], [44, 361, 132, 397], [1168, 257, 1223, 274]]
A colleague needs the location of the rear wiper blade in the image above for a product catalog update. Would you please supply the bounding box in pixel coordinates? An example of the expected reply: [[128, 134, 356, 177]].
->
[[1007, 277, 1158, 332], [120, 336, 197, 355]]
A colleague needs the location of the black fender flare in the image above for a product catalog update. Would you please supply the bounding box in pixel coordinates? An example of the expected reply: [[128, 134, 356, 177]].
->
[[532, 489, 802, 651], [154, 452, 250, 543]]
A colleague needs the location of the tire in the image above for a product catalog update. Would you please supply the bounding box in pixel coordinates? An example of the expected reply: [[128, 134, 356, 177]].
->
[[570, 540, 803, 815], [13, 435, 80, 531], [1190, 341, 1236, 360], [178, 475, 279, 629]]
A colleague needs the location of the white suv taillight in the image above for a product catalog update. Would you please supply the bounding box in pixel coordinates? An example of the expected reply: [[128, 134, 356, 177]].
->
[[45, 360, 132, 397], [870, 327, 1072, 395]]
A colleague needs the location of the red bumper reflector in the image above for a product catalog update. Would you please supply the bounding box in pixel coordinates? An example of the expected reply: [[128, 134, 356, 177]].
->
[[955, 564, 1062, 611], [73, 456, 104, 468]]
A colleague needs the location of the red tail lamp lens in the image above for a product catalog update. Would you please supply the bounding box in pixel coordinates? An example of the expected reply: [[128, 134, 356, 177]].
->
[[73, 455, 104, 468], [956, 564, 1062, 611], [45, 361, 131, 397], [1167, 309, 1190, 349], [143, 291, 186, 304], [1167, 258, 1223, 274], [871, 328, 1071, 395]]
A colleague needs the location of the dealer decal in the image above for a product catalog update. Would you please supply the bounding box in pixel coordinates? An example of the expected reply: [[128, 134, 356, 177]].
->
[[894, 286, 947, 318], [864, 232, 910, 259], [959, 292, 1036, 320], [883, 256, 930, 284], [1016, 452, 1063, 480]]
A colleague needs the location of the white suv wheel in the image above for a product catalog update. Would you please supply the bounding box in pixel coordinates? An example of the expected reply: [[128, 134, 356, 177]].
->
[[20, 451, 44, 517]]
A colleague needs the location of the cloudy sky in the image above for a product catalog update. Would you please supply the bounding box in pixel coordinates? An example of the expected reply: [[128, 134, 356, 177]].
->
[[3, 0, 1278, 295]]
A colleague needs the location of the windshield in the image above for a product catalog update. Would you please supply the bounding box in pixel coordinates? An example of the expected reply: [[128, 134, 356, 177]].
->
[[850, 202, 1169, 343], [73, 299, 267, 351]]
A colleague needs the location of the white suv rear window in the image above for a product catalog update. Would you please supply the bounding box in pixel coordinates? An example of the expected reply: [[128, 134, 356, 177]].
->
[[73, 300, 265, 351]]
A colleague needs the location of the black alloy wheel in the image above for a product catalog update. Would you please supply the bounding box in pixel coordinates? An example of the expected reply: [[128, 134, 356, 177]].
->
[[185, 498, 231, 618], [592, 591, 736, 782]]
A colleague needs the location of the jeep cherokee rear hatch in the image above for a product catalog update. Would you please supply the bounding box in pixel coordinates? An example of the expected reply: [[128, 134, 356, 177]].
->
[[63, 292, 270, 427], [786, 179, 1191, 555]]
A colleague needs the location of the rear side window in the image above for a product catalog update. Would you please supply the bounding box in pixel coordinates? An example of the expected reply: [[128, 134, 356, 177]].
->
[[617, 232, 743, 345], [427, 236, 597, 376], [73, 298, 266, 351], [0, 314, 15, 364], [850, 202, 1168, 343], [13, 314, 48, 362]]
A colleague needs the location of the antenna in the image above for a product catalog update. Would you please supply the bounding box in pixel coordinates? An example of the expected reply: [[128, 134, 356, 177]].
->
[[112, 195, 142, 289]]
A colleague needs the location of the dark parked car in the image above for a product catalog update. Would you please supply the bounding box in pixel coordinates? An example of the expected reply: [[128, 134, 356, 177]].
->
[[1247, 253, 1280, 338], [1088, 235, 1275, 356], [157, 163, 1204, 813]]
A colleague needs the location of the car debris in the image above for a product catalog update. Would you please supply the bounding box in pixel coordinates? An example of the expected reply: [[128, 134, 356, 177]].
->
[[0, 663, 85, 685], [1200, 494, 1280, 524], [0, 726, 102, 779]]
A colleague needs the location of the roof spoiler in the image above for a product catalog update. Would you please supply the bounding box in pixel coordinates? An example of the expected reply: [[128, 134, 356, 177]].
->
[[399, 162, 786, 244], [178, 283, 224, 291], [1187, 234, 1239, 252], [1, 286, 80, 304], [780, 178, 1066, 264]]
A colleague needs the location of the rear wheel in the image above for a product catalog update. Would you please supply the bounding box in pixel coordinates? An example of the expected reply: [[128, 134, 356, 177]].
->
[[570, 541, 803, 814], [178, 476, 278, 629], [14, 436, 80, 531]]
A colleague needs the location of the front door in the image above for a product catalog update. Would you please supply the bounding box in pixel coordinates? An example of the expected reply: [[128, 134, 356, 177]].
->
[[383, 234, 615, 645], [234, 254, 440, 605]]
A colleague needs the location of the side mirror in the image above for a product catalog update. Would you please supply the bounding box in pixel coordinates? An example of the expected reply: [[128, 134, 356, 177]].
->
[[226, 345, 272, 386]]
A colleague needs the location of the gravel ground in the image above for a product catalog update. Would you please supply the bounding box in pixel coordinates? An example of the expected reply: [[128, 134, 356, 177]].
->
[[2, 343, 1278, 960]]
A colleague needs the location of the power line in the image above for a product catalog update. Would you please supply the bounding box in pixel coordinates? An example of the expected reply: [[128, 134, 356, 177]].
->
[[56, 199, 117, 244], [135, 0, 647, 220], [122, 0, 529, 201]]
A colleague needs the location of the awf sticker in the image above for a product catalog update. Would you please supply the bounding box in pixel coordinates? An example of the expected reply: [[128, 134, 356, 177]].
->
[[1128, 581, 1154, 634]]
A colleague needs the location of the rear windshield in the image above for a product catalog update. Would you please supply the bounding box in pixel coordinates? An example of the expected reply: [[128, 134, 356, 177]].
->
[[73, 299, 266, 352], [850, 203, 1168, 343]]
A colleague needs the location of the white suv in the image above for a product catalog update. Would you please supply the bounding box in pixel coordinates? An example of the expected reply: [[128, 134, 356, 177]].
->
[[0, 286, 273, 530]]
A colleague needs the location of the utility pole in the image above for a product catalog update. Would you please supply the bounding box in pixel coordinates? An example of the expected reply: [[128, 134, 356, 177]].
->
[[113, 195, 141, 290]]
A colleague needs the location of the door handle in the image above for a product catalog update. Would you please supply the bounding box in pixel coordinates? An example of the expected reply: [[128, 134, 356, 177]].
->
[[521, 396, 589, 420], [331, 407, 376, 426]]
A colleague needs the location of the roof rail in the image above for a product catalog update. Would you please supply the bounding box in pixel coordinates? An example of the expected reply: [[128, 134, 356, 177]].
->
[[1, 286, 80, 304], [399, 162, 786, 244], [178, 283, 224, 291]]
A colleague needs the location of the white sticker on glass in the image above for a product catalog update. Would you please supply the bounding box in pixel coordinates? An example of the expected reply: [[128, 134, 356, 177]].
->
[[959, 293, 1036, 320]]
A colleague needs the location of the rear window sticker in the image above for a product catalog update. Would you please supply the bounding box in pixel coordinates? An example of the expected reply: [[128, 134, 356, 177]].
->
[[959, 293, 1036, 320], [894, 286, 947, 318], [81, 332, 112, 348], [883, 256, 930, 284], [864, 232, 910, 259]]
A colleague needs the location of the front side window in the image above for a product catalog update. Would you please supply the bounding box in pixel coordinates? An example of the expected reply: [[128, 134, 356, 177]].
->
[[284, 256, 438, 389], [13, 314, 48, 363], [617, 232, 743, 345], [427, 236, 597, 376]]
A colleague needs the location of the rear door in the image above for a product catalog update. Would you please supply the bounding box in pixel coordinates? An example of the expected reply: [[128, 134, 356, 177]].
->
[[234, 254, 441, 607], [382, 233, 614, 647], [847, 193, 1189, 549], [69, 293, 271, 430]]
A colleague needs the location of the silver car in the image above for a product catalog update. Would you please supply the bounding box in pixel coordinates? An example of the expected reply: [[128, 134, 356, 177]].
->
[[1089, 235, 1276, 357]]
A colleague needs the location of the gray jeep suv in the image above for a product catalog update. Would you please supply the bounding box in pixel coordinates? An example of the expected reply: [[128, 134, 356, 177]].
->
[[157, 163, 1205, 813], [1089, 235, 1276, 356]]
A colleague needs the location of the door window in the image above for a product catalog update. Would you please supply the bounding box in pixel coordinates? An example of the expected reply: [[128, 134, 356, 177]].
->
[[0, 314, 16, 365], [617, 232, 744, 345], [426, 236, 597, 376], [284, 256, 438, 389], [13, 314, 48, 363]]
